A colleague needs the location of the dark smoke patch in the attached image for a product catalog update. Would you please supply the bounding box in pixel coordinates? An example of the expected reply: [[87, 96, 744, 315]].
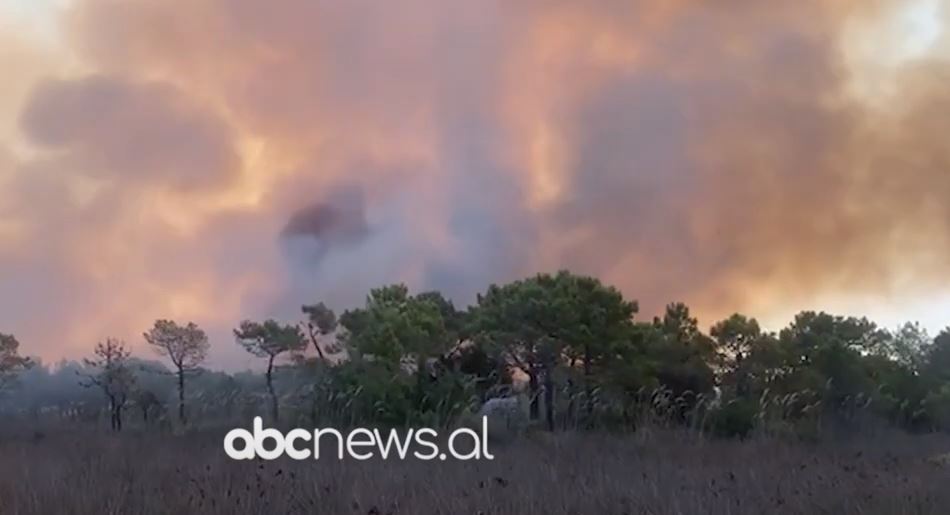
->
[[282, 203, 369, 243], [280, 185, 371, 257]]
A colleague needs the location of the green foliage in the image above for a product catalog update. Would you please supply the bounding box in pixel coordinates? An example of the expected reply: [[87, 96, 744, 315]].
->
[[883, 322, 931, 369], [302, 302, 337, 335], [641, 305, 717, 404], [473, 271, 637, 376], [0, 332, 31, 390], [473, 272, 577, 374], [296, 285, 479, 429], [472, 271, 638, 428], [234, 319, 308, 422], [340, 284, 452, 365], [440, 343, 512, 400], [706, 398, 758, 438], [307, 358, 477, 429], [142, 319, 211, 426], [8, 271, 950, 440], [700, 315, 950, 436], [923, 384, 950, 430], [924, 329, 950, 384], [234, 320, 307, 359], [710, 313, 761, 371], [301, 302, 339, 361], [143, 319, 210, 371]]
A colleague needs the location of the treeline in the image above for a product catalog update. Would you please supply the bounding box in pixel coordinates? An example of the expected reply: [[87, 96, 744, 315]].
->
[[2, 270, 950, 438]]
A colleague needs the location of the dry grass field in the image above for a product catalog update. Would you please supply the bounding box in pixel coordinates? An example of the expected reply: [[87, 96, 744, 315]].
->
[[1, 427, 948, 515]]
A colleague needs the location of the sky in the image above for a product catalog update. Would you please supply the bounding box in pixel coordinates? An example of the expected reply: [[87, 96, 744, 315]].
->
[[0, 0, 948, 370]]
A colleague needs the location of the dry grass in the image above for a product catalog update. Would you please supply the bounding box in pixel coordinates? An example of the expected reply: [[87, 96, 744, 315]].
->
[[0, 427, 948, 514]]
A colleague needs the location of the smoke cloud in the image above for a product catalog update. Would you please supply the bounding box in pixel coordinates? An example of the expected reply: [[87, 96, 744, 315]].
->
[[20, 75, 239, 190], [0, 0, 948, 367]]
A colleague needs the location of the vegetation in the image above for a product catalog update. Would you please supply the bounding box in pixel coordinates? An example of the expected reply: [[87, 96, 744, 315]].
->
[[234, 319, 307, 422], [0, 333, 31, 390], [0, 429, 948, 515], [3, 270, 950, 513], [143, 320, 210, 426], [2, 270, 950, 440], [78, 338, 135, 431]]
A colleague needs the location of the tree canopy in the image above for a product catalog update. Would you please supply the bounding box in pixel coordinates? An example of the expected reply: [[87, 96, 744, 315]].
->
[[3, 270, 950, 438]]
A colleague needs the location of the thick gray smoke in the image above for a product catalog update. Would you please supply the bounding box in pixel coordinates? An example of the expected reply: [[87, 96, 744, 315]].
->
[[0, 0, 948, 367]]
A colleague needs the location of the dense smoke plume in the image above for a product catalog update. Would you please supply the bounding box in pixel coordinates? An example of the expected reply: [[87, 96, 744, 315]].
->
[[0, 0, 948, 367]]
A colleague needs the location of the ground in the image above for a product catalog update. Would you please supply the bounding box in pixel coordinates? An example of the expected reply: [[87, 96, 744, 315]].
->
[[0, 427, 948, 514]]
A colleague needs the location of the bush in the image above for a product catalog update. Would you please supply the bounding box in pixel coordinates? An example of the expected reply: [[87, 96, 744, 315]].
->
[[706, 399, 757, 438], [923, 385, 950, 431]]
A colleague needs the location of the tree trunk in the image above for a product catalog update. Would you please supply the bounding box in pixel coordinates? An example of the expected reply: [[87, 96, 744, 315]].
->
[[308, 325, 327, 362], [109, 397, 122, 432], [583, 342, 593, 424], [565, 378, 576, 430], [735, 353, 748, 397], [414, 354, 429, 412], [528, 370, 540, 420], [266, 355, 279, 423], [177, 367, 186, 426], [544, 366, 555, 432]]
